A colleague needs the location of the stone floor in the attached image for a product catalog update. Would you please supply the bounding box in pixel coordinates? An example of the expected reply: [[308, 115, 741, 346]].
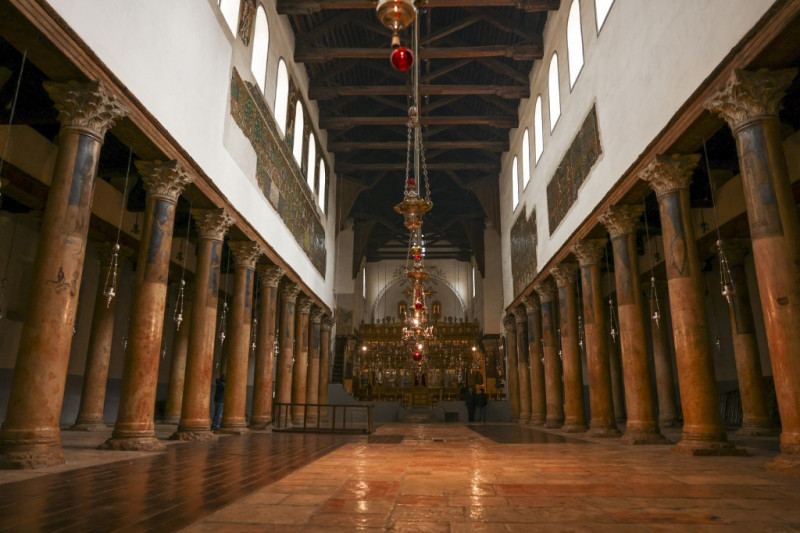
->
[[0, 423, 799, 532]]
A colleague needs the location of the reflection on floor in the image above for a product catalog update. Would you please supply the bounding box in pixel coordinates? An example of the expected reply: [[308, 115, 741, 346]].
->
[[0, 423, 798, 532]]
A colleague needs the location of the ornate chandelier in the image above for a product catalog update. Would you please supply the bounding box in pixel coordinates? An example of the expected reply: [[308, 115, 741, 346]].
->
[[373, 0, 427, 71]]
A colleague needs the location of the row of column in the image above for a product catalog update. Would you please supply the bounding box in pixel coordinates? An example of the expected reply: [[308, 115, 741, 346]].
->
[[0, 79, 332, 468], [503, 68, 800, 473]]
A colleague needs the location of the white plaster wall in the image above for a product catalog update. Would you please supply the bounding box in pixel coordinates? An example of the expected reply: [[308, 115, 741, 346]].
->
[[47, 0, 338, 307], [500, 0, 776, 306]]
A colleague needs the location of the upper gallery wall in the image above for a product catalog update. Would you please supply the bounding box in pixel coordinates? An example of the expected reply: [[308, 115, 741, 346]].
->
[[47, 0, 337, 306], [499, 0, 776, 307]]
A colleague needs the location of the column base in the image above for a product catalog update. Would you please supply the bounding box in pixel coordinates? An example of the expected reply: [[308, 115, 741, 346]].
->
[[621, 429, 669, 445], [248, 422, 272, 431], [737, 424, 778, 437], [545, 419, 564, 429], [671, 438, 746, 456], [589, 425, 621, 438], [100, 436, 166, 452], [659, 416, 680, 428], [68, 421, 109, 431], [216, 425, 249, 435], [249, 417, 271, 430], [530, 415, 546, 426], [562, 422, 588, 433], [170, 430, 218, 441], [160, 415, 180, 425], [0, 437, 65, 469], [766, 454, 800, 477], [519, 413, 531, 424]]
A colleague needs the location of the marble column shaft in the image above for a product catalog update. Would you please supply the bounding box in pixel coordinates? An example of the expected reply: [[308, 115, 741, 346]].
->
[[219, 241, 262, 434], [523, 295, 547, 426], [599, 204, 665, 445], [514, 307, 532, 423], [172, 208, 234, 440], [306, 308, 323, 424], [0, 81, 128, 469], [572, 240, 620, 437], [534, 280, 564, 428], [72, 244, 123, 431], [502, 315, 520, 421], [274, 282, 300, 423], [105, 161, 193, 451], [552, 263, 587, 433], [164, 285, 193, 424], [641, 155, 741, 455], [249, 265, 283, 429], [706, 68, 800, 466], [319, 316, 333, 420], [649, 281, 679, 427], [291, 296, 313, 425]]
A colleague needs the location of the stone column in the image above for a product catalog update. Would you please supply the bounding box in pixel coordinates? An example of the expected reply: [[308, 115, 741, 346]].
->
[[718, 241, 774, 436], [534, 280, 564, 428], [319, 315, 333, 420], [249, 264, 283, 429], [70, 244, 123, 431], [291, 296, 313, 425], [551, 263, 587, 433], [599, 205, 666, 445], [640, 155, 741, 455], [0, 81, 127, 468], [171, 208, 234, 440], [305, 308, 323, 424], [502, 314, 520, 422], [648, 280, 679, 428], [523, 295, 546, 426], [103, 161, 193, 451], [572, 239, 620, 437], [274, 281, 300, 424], [514, 307, 532, 423], [163, 284, 193, 425], [218, 241, 262, 434], [706, 68, 800, 470]]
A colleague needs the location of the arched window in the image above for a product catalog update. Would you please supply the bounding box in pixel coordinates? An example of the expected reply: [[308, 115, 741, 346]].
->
[[534, 96, 544, 163], [250, 5, 269, 92], [274, 59, 289, 136], [548, 53, 561, 131], [511, 155, 519, 210], [306, 133, 316, 189], [318, 163, 327, 212], [567, 0, 584, 88], [521, 129, 531, 188], [292, 101, 304, 164], [218, 0, 240, 35], [595, 0, 614, 32]]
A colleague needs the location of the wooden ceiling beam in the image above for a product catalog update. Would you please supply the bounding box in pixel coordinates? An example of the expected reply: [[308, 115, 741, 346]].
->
[[277, 0, 560, 14], [420, 14, 481, 46], [338, 161, 499, 172], [319, 114, 517, 129], [310, 84, 529, 99], [329, 140, 508, 151], [296, 43, 542, 62]]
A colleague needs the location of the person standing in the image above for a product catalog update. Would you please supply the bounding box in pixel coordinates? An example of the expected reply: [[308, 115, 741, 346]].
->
[[477, 387, 488, 422], [211, 375, 225, 430], [465, 386, 477, 423]]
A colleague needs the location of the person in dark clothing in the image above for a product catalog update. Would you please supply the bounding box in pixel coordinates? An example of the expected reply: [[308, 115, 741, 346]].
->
[[476, 387, 488, 422], [211, 374, 225, 430], [464, 386, 477, 422]]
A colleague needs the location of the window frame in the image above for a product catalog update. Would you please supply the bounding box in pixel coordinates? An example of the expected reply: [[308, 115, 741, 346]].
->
[[511, 155, 520, 211], [548, 52, 561, 132], [292, 100, 304, 165], [250, 4, 269, 92], [595, 0, 615, 33], [306, 133, 316, 190], [273, 59, 289, 137], [534, 96, 544, 164], [567, 0, 584, 89], [521, 129, 531, 189]]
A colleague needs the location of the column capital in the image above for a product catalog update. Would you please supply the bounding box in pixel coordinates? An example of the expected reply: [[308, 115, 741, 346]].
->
[[257, 264, 285, 287], [522, 293, 540, 313], [513, 306, 527, 324], [135, 160, 194, 203], [296, 295, 314, 314], [715, 238, 750, 268], [704, 68, 797, 131], [229, 241, 263, 269], [321, 315, 334, 331], [599, 204, 643, 238], [281, 280, 300, 301], [43, 80, 129, 138], [533, 279, 557, 303], [502, 314, 516, 333], [571, 239, 607, 267], [310, 307, 324, 324], [639, 153, 701, 195], [550, 262, 579, 287], [192, 208, 234, 241]]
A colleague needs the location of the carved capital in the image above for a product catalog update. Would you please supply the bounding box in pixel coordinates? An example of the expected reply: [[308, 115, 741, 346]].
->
[[43, 80, 129, 138], [522, 293, 540, 313], [321, 316, 333, 331], [310, 307, 324, 324], [229, 241, 263, 269], [136, 160, 194, 203], [599, 204, 643, 239], [238, 0, 256, 45], [257, 264, 285, 287], [571, 239, 607, 267], [502, 314, 516, 334], [281, 281, 300, 301], [192, 208, 234, 241], [704, 68, 797, 131], [551, 263, 579, 287], [639, 154, 701, 195], [533, 279, 557, 303], [296, 295, 313, 314], [512, 306, 527, 324], [715, 238, 750, 268]]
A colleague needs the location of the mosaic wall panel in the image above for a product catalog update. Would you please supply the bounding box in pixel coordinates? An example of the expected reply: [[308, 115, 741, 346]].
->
[[510, 208, 537, 298], [229, 68, 326, 276], [546, 106, 602, 234]]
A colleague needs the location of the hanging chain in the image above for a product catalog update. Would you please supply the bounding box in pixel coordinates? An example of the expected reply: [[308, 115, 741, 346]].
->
[[604, 249, 618, 343], [173, 201, 192, 331], [250, 274, 259, 351], [418, 124, 432, 202], [642, 197, 662, 326], [702, 138, 735, 303], [404, 116, 414, 187], [103, 147, 133, 308]]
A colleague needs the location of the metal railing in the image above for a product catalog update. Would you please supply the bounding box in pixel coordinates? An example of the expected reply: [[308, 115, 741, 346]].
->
[[272, 402, 374, 434]]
